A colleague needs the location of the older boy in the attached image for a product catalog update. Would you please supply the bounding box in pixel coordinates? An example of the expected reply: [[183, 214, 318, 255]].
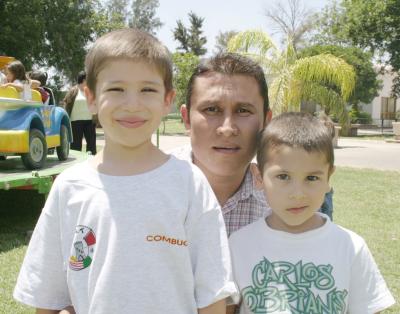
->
[[14, 29, 237, 314], [228, 112, 395, 313]]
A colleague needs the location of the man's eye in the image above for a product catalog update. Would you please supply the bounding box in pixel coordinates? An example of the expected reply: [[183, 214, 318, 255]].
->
[[237, 108, 251, 114], [277, 174, 289, 180], [307, 175, 319, 181], [203, 106, 219, 113]]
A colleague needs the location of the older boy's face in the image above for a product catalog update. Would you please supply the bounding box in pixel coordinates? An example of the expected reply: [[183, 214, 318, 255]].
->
[[182, 73, 265, 179], [86, 60, 174, 149], [260, 146, 332, 233]]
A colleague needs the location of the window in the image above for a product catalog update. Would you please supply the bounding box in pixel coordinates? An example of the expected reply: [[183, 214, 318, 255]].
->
[[381, 97, 397, 119]]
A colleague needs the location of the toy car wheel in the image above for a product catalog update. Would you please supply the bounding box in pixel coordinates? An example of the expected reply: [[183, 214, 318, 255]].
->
[[56, 124, 69, 161], [21, 128, 47, 169]]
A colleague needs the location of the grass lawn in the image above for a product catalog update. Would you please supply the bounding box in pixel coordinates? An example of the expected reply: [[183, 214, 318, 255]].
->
[[1, 167, 398, 313]]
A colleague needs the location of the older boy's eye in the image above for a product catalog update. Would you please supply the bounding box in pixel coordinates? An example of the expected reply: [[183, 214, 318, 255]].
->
[[107, 87, 124, 92], [277, 174, 289, 180], [307, 175, 319, 181], [142, 87, 157, 93]]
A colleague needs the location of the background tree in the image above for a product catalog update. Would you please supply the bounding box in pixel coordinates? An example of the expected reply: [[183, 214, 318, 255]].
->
[[214, 30, 238, 53], [104, 0, 130, 30], [172, 52, 199, 110], [314, 0, 400, 95], [129, 0, 163, 35], [228, 30, 356, 128], [0, 0, 104, 82], [173, 12, 207, 56], [264, 0, 316, 51], [299, 45, 381, 109]]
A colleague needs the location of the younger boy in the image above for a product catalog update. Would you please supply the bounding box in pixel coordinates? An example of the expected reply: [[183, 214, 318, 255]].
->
[[228, 112, 395, 313], [14, 29, 237, 314]]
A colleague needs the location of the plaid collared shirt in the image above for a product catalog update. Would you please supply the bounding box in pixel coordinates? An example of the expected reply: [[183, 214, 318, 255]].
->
[[170, 145, 271, 236]]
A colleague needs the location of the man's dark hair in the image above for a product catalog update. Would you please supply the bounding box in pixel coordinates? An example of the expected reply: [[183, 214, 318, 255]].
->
[[77, 71, 86, 85], [185, 52, 269, 119], [257, 112, 334, 175]]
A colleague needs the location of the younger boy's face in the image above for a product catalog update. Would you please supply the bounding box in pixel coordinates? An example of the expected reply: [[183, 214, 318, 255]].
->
[[259, 146, 333, 233], [85, 59, 174, 150]]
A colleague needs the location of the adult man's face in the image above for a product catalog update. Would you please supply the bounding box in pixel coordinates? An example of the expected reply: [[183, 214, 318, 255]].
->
[[181, 72, 266, 179]]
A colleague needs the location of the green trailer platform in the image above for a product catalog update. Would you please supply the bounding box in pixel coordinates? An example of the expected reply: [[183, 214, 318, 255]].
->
[[0, 150, 88, 195]]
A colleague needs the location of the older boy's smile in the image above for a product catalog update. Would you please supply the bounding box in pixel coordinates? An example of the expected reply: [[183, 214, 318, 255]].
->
[[115, 116, 147, 128]]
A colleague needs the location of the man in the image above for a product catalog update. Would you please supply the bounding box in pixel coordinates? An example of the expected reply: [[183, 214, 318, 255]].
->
[[172, 52, 272, 236]]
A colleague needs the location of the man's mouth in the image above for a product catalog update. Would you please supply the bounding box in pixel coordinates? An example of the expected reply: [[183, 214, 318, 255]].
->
[[212, 146, 240, 153]]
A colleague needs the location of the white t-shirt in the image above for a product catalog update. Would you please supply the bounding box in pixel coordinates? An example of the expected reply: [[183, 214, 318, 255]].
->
[[70, 88, 92, 121], [229, 215, 395, 314], [14, 156, 238, 313]]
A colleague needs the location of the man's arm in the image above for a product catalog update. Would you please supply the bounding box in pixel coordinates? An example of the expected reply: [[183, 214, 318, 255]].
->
[[198, 299, 226, 314], [226, 304, 237, 314]]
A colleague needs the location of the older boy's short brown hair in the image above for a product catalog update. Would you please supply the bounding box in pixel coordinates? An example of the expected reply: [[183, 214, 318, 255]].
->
[[85, 28, 173, 95], [257, 112, 334, 175]]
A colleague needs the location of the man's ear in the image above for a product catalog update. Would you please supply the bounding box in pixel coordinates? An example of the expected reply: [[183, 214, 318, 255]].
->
[[265, 110, 272, 125], [180, 104, 191, 130], [250, 163, 264, 190], [84, 86, 97, 114], [163, 89, 176, 115]]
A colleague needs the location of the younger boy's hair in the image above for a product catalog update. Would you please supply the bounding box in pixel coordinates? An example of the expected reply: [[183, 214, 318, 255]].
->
[[257, 112, 334, 175], [185, 52, 269, 119], [85, 28, 173, 95], [7, 60, 26, 81]]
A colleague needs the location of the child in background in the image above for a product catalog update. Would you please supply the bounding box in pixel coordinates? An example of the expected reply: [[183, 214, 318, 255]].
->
[[28, 70, 51, 105], [228, 112, 394, 314], [1, 60, 40, 100], [14, 28, 237, 314]]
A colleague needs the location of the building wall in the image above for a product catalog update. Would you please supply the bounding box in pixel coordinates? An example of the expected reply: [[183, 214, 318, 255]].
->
[[366, 67, 398, 127]]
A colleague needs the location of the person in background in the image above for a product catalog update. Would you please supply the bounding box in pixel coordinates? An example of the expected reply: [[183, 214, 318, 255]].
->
[[27, 70, 50, 105], [1, 60, 40, 99], [62, 71, 97, 155], [28, 70, 57, 105], [227, 112, 395, 314]]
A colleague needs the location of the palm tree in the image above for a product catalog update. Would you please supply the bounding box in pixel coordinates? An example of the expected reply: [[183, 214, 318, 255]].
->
[[227, 30, 355, 128]]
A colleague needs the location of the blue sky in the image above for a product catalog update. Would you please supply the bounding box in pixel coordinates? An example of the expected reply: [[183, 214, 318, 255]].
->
[[156, 0, 330, 55]]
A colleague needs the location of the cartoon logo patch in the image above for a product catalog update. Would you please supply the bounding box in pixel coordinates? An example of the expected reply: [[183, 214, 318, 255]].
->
[[69, 225, 96, 271]]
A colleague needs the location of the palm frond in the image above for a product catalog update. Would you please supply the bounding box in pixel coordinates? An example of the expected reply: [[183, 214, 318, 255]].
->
[[227, 29, 277, 55], [292, 54, 356, 101]]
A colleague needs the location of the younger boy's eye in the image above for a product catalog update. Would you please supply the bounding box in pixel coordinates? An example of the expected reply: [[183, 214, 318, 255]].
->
[[307, 175, 319, 181], [277, 174, 289, 180]]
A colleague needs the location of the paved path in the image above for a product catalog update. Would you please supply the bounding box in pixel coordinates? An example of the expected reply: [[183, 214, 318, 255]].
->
[[334, 138, 400, 171], [95, 134, 400, 172]]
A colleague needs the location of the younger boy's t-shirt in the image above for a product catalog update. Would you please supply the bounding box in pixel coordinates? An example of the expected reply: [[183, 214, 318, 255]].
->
[[229, 215, 395, 314], [14, 156, 237, 313]]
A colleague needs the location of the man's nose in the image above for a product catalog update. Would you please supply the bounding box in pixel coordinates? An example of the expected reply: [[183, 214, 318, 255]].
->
[[216, 114, 239, 136]]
